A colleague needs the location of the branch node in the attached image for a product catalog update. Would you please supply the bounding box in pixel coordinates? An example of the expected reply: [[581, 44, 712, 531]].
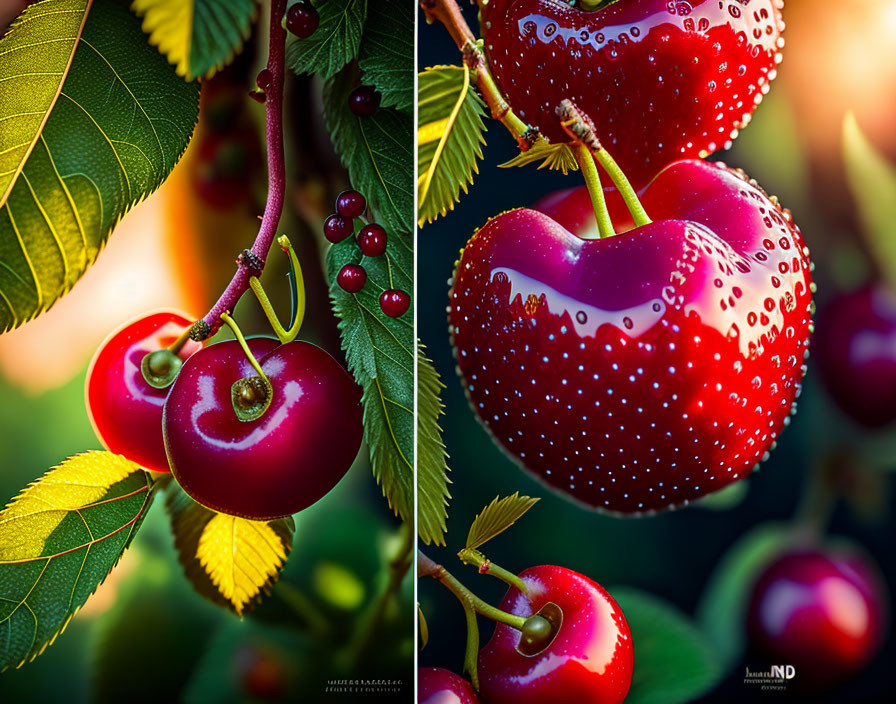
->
[[189, 320, 212, 342], [556, 99, 602, 152], [237, 248, 264, 277]]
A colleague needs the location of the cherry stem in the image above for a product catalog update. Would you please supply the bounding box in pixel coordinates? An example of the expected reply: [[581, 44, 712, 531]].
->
[[418, 552, 528, 631], [166, 325, 195, 355], [557, 99, 651, 229], [194, 0, 287, 340], [793, 457, 839, 541], [457, 548, 529, 595], [420, 0, 536, 151], [219, 312, 271, 386], [249, 236, 306, 344], [571, 144, 614, 240]]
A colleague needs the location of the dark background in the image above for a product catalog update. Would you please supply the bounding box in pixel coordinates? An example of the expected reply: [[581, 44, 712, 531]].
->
[[417, 1, 896, 701]]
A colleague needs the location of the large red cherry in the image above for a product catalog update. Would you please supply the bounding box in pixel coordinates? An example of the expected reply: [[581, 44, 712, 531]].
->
[[481, 0, 784, 187], [163, 337, 362, 519], [87, 310, 201, 473], [746, 547, 888, 689], [814, 285, 896, 428], [418, 667, 479, 704], [478, 564, 632, 704], [449, 159, 813, 514]]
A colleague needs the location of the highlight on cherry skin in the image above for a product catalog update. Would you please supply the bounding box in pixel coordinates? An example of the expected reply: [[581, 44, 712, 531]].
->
[[481, 0, 785, 187], [477, 565, 633, 704], [449, 158, 814, 514], [162, 336, 364, 520], [418, 667, 480, 704], [814, 284, 896, 428], [86, 310, 202, 473], [746, 546, 889, 690]]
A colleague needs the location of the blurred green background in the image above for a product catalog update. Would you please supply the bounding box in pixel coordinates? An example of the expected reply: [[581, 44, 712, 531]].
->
[[418, 1, 896, 701]]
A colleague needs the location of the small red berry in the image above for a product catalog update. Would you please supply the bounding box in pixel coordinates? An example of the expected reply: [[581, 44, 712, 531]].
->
[[248, 89, 266, 104], [285, 1, 319, 39], [349, 86, 381, 117], [335, 189, 366, 218], [337, 264, 367, 293], [379, 289, 410, 318], [418, 667, 479, 704], [324, 214, 353, 243], [747, 548, 888, 690], [256, 68, 273, 91], [358, 224, 387, 257]]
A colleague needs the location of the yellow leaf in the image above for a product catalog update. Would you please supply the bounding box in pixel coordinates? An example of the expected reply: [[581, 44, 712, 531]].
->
[[132, 0, 192, 77], [196, 512, 290, 615], [0, 451, 145, 561]]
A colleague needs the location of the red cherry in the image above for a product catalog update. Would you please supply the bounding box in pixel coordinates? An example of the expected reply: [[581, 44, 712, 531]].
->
[[163, 338, 363, 519], [478, 565, 633, 704], [337, 264, 367, 293], [418, 667, 479, 704], [379, 289, 410, 318], [349, 85, 381, 117], [814, 285, 896, 427], [481, 0, 783, 187], [358, 224, 387, 257], [449, 159, 813, 514], [87, 311, 202, 473], [324, 214, 354, 243], [256, 68, 273, 91], [747, 548, 888, 689], [335, 189, 366, 218], [285, 1, 319, 39]]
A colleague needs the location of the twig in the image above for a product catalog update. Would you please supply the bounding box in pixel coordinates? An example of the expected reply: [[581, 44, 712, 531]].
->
[[420, 0, 536, 151], [192, 0, 288, 340]]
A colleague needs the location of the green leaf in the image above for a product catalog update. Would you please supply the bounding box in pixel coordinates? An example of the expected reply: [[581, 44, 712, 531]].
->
[[843, 112, 896, 287], [417, 65, 487, 226], [326, 228, 414, 525], [0, 451, 153, 671], [165, 482, 294, 615], [465, 493, 539, 551], [416, 342, 450, 546], [499, 139, 579, 175], [323, 63, 413, 237], [357, 0, 412, 111], [132, 0, 258, 80], [0, 0, 200, 333], [613, 587, 723, 704], [695, 522, 789, 669], [285, 0, 366, 79]]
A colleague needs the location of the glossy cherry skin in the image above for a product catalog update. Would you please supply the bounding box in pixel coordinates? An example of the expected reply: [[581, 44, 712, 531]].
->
[[418, 667, 479, 704], [478, 565, 632, 704], [87, 311, 201, 473], [358, 223, 387, 257], [163, 338, 363, 519], [337, 264, 367, 293], [349, 85, 381, 117], [285, 1, 319, 39], [336, 189, 367, 218], [747, 548, 888, 689], [481, 0, 784, 187], [814, 285, 896, 428], [450, 159, 813, 514], [380, 289, 410, 318], [324, 214, 354, 243]]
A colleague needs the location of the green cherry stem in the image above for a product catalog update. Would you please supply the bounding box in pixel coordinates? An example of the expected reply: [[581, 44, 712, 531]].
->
[[166, 325, 195, 354], [418, 552, 528, 631], [249, 235, 306, 344], [558, 99, 652, 232], [219, 312, 271, 386], [571, 143, 614, 240], [457, 548, 528, 595], [460, 594, 481, 689]]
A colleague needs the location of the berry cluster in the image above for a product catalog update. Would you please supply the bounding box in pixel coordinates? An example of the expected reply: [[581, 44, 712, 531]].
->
[[327, 189, 410, 319]]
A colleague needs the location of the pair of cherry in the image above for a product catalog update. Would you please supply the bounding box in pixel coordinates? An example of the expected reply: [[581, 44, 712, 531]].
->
[[327, 189, 410, 319], [87, 309, 363, 520]]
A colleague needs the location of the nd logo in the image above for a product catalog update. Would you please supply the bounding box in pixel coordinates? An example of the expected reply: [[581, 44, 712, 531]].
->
[[771, 665, 796, 680]]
